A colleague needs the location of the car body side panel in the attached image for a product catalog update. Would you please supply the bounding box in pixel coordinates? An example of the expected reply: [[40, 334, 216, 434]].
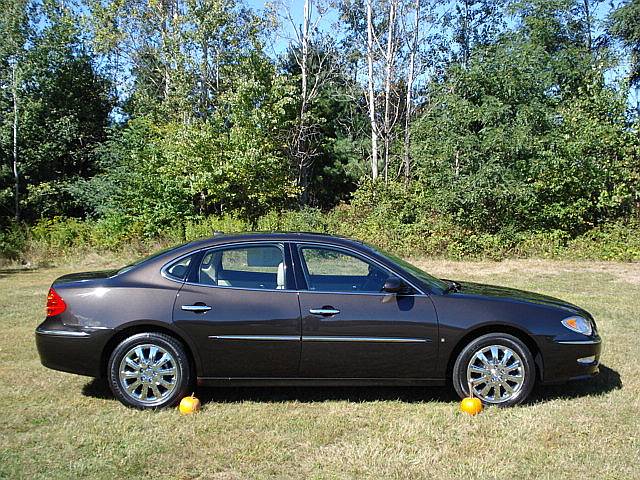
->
[[49, 275, 200, 375], [51, 276, 179, 330], [173, 284, 302, 377], [429, 293, 600, 382], [298, 292, 439, 378]]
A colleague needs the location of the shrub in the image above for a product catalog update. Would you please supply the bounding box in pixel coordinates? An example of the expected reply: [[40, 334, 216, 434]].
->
[[0, 224, 28, 261], [3, 209, 639, 264], [30, 217, 94, 252]]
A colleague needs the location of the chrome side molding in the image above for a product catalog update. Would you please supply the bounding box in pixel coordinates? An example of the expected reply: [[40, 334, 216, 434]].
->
[[302, 336, 430, 343], [208, 335, 299, 341], [208, 335, 430, 343], [36, 329, 90, 337]]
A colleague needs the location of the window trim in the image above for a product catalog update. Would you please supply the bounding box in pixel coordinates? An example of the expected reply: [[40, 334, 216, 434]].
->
[[160, 239, 427, 296], [161, 242, 293, 292], [294, 242, 425, 296], [161, 255, 194, 282]]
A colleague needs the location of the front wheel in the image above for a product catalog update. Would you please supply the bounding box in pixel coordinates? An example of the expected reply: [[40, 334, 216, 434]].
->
[[108, 332, 192, 409], [452, 333, 535, 407]]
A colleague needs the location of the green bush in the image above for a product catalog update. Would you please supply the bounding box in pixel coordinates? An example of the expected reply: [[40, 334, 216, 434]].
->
[[30, 217, 94, 252], [566, 221, 640, 261], [0, 224, 28, 260], [3, 209, 639, 264], [185, 215, 250, 241]]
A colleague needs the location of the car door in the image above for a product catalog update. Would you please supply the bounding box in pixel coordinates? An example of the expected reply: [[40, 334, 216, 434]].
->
[[172, 242, 301, 378], [294, 244, 439, 379]]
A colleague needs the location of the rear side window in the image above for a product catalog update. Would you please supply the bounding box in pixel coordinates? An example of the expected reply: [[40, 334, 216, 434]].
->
[[163, 255, 193, 281], [198, 245, 285, 290]]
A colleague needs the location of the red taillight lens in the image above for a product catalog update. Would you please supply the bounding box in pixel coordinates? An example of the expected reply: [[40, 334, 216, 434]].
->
[[46, 288, 67, 317]]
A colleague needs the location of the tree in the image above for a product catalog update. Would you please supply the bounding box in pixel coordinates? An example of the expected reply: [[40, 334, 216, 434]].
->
[[20, 0, 112, 220], [270, 0, 341, 204], [609, 0, 640, 87], [366, 0, 380, 179], [0, 0, 29, 222], [402, 0, 420, 183], [410, 0, 638, 234], [0, 0, 111, 224]]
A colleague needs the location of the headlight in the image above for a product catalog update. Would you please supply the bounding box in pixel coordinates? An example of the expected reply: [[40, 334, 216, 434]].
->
[[561, 316, 592, 336]]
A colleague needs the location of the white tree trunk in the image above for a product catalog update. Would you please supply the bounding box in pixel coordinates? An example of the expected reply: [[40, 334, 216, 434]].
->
[[382, 0, 397, 183], [296, 0, 312, 203], [366, 0, 379, 180], [403, 0, 420, 184], [301, 0, 310, 111], [12, 60, 19, 221]]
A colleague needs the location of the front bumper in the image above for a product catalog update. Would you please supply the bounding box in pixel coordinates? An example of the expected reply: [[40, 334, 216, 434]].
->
[[540, 335, 602, 384], [35, 317, 113, 377]]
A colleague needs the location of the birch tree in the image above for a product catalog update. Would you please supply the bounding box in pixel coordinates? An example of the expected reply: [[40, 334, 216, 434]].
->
[[402, 0, 419, 183], [366, 0, 380, 179], [270, 0, 338, 203], [0, 0, 28, 221], [382, 0, 398, 181]]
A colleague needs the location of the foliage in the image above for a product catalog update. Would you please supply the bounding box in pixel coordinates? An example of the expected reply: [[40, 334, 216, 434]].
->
[[609, 0, 640, 86], [88, 62, 299, 235], [0, 223, 27, 260], [410, 14, 639, 235], [17, 210, 640, 264], [1, 0, 639, 262], [0, 0, 112, 224]]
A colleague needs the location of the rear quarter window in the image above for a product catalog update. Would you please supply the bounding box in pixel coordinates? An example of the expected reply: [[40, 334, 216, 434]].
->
[[163, 255, 193, 281]]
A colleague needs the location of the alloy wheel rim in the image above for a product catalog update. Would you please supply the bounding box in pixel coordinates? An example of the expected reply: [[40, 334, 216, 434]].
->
[[118, 344, 179, 405], [466, 344, 525, 404]]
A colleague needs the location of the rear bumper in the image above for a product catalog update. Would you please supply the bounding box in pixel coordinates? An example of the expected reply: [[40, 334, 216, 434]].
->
[[35, 318, 113, 377], [540, 336, 602, 384]]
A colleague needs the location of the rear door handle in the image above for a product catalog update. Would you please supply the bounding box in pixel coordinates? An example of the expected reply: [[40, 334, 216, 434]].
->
[[309, 307, 340, 317], [181, 304, 212, 313]]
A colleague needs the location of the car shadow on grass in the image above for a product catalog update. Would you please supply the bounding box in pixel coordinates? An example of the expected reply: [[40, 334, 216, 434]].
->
[[528, 364, 622, 403], [82, 364, 621, 406]]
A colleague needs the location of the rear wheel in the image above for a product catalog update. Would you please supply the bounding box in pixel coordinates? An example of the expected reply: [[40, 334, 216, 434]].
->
[[108, 332, 191, 409], [452, 333, 535, 407]]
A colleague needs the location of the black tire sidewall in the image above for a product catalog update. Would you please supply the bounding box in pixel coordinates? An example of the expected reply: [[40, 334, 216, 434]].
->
[[108, 332, 191, 409], [453, 333, 535, 407]]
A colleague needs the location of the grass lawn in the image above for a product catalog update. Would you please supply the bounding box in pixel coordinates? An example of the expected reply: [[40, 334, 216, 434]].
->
[[1, 257, 638, 479]]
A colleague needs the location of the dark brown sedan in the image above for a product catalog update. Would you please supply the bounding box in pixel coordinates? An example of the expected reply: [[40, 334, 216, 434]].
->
[[36, 233, 601, 408]]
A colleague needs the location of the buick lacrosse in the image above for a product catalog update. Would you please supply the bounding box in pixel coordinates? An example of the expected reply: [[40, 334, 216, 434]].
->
[[36, 233, 601, 409]]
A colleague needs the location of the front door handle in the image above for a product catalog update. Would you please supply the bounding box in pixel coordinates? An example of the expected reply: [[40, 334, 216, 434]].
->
[[181, 304, 212, 313], [309, 307, 340, 317]]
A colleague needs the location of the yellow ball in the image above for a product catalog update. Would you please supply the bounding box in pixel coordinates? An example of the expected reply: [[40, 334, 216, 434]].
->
[[460, 397, 483, 415], [179, 394, 201, 415]]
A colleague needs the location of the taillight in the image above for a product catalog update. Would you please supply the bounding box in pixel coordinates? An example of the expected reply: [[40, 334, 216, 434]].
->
[[46, 288, 67, 317]]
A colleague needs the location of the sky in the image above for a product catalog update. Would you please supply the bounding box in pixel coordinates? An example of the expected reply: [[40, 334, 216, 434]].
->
[[246, 0, 343, 57]]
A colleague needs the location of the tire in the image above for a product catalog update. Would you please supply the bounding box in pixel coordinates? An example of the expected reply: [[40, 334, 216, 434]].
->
[[452, 333, 535, 407], [108, 332, 192, 409]]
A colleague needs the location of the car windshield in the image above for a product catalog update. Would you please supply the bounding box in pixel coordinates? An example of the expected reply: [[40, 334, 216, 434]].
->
[[117, 245, 180, 275], [363, 243, 448, 291]]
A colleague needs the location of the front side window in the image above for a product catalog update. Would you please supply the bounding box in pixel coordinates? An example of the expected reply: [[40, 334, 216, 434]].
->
[[198, 245, 285, 290], [299, 246, 391, 293]]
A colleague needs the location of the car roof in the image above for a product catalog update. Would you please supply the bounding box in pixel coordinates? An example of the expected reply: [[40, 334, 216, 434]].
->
[[183, 231, 364, 249], [122, 232, 369, 277]]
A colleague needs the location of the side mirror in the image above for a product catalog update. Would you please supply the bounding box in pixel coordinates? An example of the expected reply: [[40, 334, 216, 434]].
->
[[382, 277, 405, 294]]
